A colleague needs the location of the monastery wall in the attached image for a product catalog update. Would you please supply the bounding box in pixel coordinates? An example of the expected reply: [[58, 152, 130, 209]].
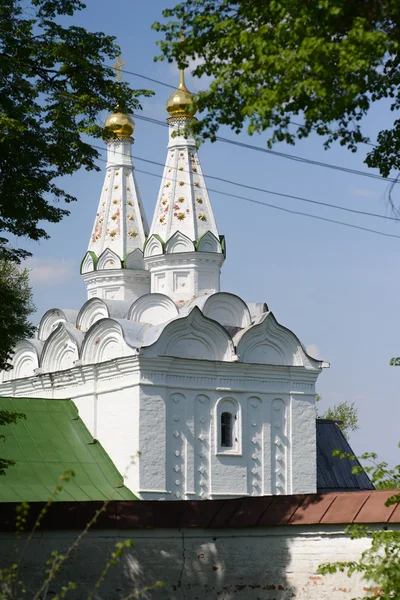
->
[[1, 492, 396, 600], [0, 525, 378, 599]]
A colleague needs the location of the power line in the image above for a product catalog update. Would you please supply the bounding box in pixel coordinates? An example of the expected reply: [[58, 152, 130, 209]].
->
[[132, 112, 396, 185], [133, 114, 168, 128], [92, 152, 400, 241], [90, 143, 399, 224], [115, 65, 376, 148], [118, 68, 175, 90], [289, 119, 377, 148], [112, 66, 392, 183], [129, 111, 380, 162]]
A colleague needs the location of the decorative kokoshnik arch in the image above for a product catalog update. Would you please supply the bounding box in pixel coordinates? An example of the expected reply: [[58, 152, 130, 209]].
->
[[0, 290, 325, 381]]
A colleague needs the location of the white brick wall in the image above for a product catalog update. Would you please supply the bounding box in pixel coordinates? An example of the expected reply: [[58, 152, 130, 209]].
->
[[0, 524, 388, 599]]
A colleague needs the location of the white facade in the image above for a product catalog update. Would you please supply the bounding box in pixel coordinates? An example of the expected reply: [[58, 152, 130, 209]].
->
[[0, 296, 324, 499], [0, 75, 328, 500]]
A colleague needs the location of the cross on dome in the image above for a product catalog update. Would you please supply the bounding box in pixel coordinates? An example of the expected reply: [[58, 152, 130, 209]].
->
[[80, 56, 149, 302], [105, 55, 134, 138], [144, 67, 224, 302], [113, 54, 125, 83], [166, 68, 197, 118]]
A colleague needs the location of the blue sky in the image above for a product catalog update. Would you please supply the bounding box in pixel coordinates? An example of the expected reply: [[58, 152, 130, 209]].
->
[[22, 0, 400, 465]]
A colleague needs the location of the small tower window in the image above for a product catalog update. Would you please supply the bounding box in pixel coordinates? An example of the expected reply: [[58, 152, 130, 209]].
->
[[216, 398, 241, 455], [221, 412, 233, 448]]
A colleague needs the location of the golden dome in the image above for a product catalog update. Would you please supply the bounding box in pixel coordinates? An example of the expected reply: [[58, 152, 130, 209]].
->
[[166, 69, 197, 118], [105, 111, 135, 137]]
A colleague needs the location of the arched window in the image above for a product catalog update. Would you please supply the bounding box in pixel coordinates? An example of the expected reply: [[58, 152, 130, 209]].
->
[[221, 412, 233, 447], [216, 398, 241, 455]]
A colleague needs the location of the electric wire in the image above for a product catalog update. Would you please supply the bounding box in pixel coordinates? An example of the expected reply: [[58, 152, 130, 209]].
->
[[130, 111, 379, 154], [114, 65, 376, 148], [109, 66, 392, 183], [90, 143, 399, 224], [133, 112, 395, 184], [92, 152, 400, 240]]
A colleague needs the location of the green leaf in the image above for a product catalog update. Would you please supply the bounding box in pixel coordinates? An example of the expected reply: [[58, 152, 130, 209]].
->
[[153, 0, 400, 183]]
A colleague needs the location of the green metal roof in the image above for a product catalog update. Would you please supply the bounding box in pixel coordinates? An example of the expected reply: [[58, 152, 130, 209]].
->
[[0, 397, 136, 502]]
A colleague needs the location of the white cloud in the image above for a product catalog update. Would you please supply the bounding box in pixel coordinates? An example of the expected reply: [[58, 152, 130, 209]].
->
[[24, 258, 76, 286], [306, 344, 322, 359], [348, 187, 378, 198]]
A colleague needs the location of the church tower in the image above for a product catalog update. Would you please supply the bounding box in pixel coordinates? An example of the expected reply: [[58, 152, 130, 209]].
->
[[0, 62, 327, 501], [144, 70, 225, 305], [80, 106, 150, 302]]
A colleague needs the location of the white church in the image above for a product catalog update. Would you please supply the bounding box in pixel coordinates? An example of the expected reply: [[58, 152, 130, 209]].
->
[[0, 69, 330, 501]]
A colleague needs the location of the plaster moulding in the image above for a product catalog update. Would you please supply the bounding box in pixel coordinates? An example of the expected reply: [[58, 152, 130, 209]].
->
[[136, 353, 320, 382], [145, 251, 225, 270], [97, 248, 122, 271], [196, 231, 222, 254], [80, 251, 96, 274], [247, 302, 269, 321], [1, 339, 43, 382], [82, 269, 151, 306], [0, 355, 142, 397], [202, 292, 252, 328], [83, 271, 149, 286], [165, 231, 195, 254], [144, 235, 164, 258], [0, 349, 319, 396], [38, 308, 79, 342], [142, 306, 235, 362], [125, 248, 145, 270], [80, 318, 144, 365], [40, 323, 83, 373], [128, 293, 179, 326], [236, 312, 323, 369], [76, 298, 109, 333]]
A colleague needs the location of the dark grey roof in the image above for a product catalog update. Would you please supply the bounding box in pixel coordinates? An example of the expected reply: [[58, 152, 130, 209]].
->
[[316, 419, 374, 492]]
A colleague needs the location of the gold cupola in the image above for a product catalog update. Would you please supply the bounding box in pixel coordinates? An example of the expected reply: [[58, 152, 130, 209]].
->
[[104, 110, 135, 137], [104, 55, 134, 137], [166, 69, 197, 118]]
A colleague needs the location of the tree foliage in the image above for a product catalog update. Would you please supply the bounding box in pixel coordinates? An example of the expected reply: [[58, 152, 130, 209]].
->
[[0, 0, 152, 263], [316, 395, 359, 440], [318, 446, 400, 599], [0, 408, 25, 476], [0, 260, 34, 474], [0, 260, 35, 371], [154, 0, 400, 177]]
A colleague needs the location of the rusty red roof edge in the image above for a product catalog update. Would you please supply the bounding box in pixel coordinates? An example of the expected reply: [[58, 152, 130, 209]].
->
[[0, 490, 398, 532]]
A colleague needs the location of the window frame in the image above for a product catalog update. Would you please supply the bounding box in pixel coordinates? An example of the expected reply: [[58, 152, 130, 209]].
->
[[221, 411, 233, 448], [215, 397, 241, 456]]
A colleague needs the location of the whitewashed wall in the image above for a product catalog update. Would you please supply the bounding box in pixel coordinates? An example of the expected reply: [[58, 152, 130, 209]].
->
[[0, 525, 384, 599], [0, 354, 319, 499]]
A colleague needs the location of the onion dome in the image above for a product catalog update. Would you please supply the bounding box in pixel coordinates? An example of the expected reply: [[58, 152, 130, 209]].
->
[[105, 111, 135, 137], [166, 69, 197, 118]]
